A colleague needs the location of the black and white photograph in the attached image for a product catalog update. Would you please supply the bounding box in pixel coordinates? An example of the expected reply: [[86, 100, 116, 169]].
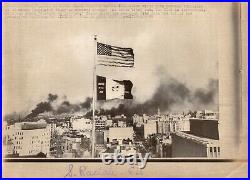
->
[[2, 2, 247, 178]]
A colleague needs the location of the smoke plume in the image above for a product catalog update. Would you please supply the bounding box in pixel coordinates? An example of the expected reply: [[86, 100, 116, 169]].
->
[[25, 101, 53, 119], [25, 67, 218, 119], [25, 94, 93, 119], [48, 93, 58, 103], [194, 79, 218, 105], [91, 68, 218, 117]]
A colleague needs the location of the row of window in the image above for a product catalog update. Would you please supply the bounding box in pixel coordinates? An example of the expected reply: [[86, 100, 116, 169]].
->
[[13, 146, 21, 150], [16, 132, 23, 135], [42, 133, 50, 136], [16, 141, 22, 144], [14, 136, 23, 140], [28, 150, 38, 154], [31, 140, 49, 144], [208, 146, 220, 157]]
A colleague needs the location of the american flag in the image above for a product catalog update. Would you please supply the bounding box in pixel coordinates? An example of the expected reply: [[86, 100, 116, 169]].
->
[[97, 42, 134, 67]]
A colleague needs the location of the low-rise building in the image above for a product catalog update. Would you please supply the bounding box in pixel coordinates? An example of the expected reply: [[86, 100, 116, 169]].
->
[[144, 121, 157, 138], [109, 127, 134, 142], [105, 119, 113, 127], [71, 117, 92, 131], [177, 117, 190, 132], [118, 121, 126, 128], [155, 135, 172, 158]]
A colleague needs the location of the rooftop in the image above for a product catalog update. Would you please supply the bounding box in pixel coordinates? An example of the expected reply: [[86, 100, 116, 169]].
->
[[189, 118, 218, 121], [21, 120, 47, 130], [174, 131, 219, 146]]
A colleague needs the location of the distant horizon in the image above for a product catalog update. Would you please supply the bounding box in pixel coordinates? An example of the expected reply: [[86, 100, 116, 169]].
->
[[4, 94, 219, 121]]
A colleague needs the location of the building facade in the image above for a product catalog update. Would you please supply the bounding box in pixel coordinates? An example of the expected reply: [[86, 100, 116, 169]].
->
[[172, 132, 220, 158], [5, 120, 51, 157]]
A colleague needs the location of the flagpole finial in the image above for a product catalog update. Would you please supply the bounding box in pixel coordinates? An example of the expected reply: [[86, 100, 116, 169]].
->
[[94, 35, 97, 41]]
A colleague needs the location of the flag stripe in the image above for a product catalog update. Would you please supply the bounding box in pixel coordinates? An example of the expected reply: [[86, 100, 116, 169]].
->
[[111, 52, 134, 59], [97, 56, 134, 62], [98, 63, 133, 67], [98, 63, 134, 66], [98, 63, 134, 67], [111, 48, 133, 54], [111, 46, 133, 51], [98, 60, 134, 65], [97, 55, 134, 62]]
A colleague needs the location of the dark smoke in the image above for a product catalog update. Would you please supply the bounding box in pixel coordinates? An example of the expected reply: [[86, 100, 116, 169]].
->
[[26, 101, 53, 119], [26, 94, 93, 119], [48, 93, 58, 102], [56, 101, 81, 114], [143, 77, 191, 114], [91, 77, 192, 117], [90, 69, 218, 117], [25, 68, 218, 119], [194, 79, 218, 105], [62, 101, 70, 106], [80, 97, 92, 109]]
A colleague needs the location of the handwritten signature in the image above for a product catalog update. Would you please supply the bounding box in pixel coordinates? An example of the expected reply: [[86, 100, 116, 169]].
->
[[64, 164, 143, 177]]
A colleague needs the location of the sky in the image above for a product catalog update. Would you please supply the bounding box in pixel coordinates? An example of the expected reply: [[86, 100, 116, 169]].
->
[[3, 15, 218, 114]]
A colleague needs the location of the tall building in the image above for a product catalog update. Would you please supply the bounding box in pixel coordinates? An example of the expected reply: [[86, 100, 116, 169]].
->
[[172, 131, 220, 158], [95, 116, 106, 130], [189, 118, 219, 140], [5, 119, 51, 157], [172, 114, 220, 158]]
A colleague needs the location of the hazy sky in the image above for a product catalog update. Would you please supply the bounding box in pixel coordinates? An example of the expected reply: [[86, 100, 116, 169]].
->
[[3, 15, 218, 114]]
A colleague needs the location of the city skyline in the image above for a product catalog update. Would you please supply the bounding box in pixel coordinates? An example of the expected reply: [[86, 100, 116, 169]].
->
[[4, 109, 220, 159]]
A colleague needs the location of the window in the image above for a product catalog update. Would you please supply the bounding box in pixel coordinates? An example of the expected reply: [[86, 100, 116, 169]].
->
[[210, 147, 213, 157], [214, 147, 217, 157]]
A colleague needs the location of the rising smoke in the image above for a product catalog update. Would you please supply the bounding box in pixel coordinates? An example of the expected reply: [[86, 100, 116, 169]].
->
[[25, 95, 92, 119], [25, 67, 218, 119], [91, 68, 218, 117], [194, 79, 218, 105], [25, 101, 53, 119]]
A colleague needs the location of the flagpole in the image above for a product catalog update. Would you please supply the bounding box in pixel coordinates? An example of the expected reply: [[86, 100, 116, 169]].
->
[[91, 35, 97, 158]]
